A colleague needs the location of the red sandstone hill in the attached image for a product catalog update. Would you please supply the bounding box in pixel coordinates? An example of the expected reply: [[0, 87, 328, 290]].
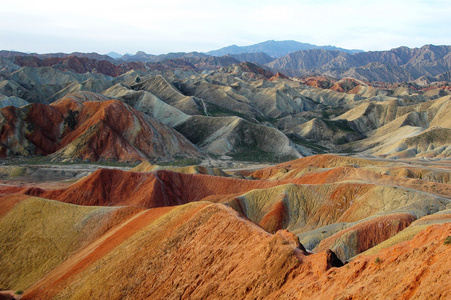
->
[[299, 75, 336, 89], [17, 168, 282, 208], [269, 72, 290, 81], [0, 92, 203, 162]]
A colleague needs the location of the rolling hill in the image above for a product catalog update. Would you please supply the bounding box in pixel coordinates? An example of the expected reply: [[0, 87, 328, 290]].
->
[[0, 154, 449, 299]]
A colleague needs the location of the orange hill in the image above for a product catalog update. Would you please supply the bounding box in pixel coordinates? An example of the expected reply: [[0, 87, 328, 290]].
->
[[18, 202, 451, 300], [0, 154, 450, 299]]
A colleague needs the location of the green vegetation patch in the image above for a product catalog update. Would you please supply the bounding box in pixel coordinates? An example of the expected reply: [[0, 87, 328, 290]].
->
[[336, 136, 349, 145], [286, 133, 328, 153], [0, 157, 140, 168], [205, 102, 249, 120], [63, 109, 79, 131], [7, 166, 27, 177]]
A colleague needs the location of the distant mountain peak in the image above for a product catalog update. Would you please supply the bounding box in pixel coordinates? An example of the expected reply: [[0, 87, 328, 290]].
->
[[106, 51, 122, 59], [206, 40, 363, 58]]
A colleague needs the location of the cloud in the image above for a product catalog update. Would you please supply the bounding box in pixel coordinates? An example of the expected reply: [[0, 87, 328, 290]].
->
[[1, 0, 450, 54]]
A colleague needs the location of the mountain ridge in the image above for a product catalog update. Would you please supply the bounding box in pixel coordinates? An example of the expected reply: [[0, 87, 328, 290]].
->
[[267, 44, 451, 82], [206, 40, 364, 57], [4, 43, 451, 83]]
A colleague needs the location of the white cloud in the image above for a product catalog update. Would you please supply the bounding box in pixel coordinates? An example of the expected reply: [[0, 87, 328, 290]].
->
[[1, 0, 450, 54]]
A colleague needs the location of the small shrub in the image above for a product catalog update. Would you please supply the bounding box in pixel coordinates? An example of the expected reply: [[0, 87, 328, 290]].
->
[[336, 136, 348, 145], [374, 257, 381, 264], [444, 236, 451, 245], [15, 290, 23, 295], [64, 109, 79, 131]]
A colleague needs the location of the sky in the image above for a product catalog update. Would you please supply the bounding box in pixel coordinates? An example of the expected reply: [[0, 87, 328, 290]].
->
[[1, 0, 451, 55]]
